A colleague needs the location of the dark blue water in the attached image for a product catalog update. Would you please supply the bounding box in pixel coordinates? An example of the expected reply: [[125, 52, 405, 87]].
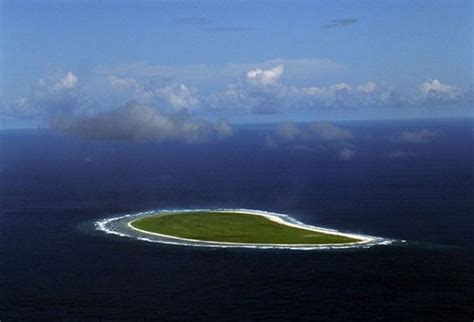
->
[[1, 119, 473, 321]]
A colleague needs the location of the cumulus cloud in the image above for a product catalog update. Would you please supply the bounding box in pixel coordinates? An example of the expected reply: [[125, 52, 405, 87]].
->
[[208, 84, 283, 114], [298, 81, 399, 109], [0, 71, 231, 143], [107, 60, 469, 114], [34, 71, 79, 96], [50, 72, 78, 90], [210, 66, 399, 113], [101, 69, 473, 114], [209, 72, 468, 112], [152, 83, 199, 112], [208, 65, 294, 114], [246, 65, 284, 87], [416, 79, 465, 106], [106, 75, 199, 112], [420, 79, 460, 98], [2, 60, 470, 127], [299, 83, 352, 108], [52, 102, 233, 143], [390, 129, 437, 143], [1, 71, 89, 119], [107, 75, 138, 89], [357, 81, 377, 93], [96, 58, 342, 86]]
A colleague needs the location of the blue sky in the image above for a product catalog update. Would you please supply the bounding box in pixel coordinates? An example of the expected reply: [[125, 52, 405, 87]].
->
[[0, 0, 472, 129]]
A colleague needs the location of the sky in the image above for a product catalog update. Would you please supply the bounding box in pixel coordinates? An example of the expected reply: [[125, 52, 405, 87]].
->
[[0, 0, 472, 131]]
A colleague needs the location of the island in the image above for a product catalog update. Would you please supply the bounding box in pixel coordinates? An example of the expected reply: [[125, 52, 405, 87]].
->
[[128, 210, 366, 246]]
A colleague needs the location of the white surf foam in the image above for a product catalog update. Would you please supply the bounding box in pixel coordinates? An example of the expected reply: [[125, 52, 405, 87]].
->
[[94, 208, 395, 250]]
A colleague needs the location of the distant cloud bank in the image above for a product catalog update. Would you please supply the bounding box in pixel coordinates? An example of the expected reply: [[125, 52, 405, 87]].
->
[[0, 58, 471, 141]]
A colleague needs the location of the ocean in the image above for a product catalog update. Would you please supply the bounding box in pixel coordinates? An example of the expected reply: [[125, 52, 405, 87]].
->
[[1, 118, 473, 321]]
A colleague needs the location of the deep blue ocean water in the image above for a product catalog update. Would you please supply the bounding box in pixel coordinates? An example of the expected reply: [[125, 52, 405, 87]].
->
[[0, 119, 473, 321]]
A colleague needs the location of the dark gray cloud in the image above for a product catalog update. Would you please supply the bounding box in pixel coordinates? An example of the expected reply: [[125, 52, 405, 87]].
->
[[322, 17, 359, 29], [174, 18, 209, 25], [173, 17, 253, 33], [206, 26, 254, 32], [309, 122, 353, 141], [272, 121, 352, 142], [266, 121, 355, 160], [52, 102, 233, 143]]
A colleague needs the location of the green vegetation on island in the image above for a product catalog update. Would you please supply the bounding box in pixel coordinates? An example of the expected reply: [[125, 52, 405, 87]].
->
[[130, 211, 361, 245]]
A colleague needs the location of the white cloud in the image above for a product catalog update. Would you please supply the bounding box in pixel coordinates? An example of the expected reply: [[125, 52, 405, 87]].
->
[[301, 82, 351, 97], [103, 73, 468, 115], [2, 61, 470, 125], [55, 72, 78, 90], [412, 79, 470, 107], [0, 71, 219, 144], [208, 85, 291, 114], [297, 81, 396, 109], [34, 71, 79, 95], [420, 79, 460, 98], [105, 76, 199, 112], [151, 83, 199, 112], [1, 71, 88, 119], [209, 63, 399, 113], [299, 83, 352, 108], [246, 64, 284, 86], [107, 75, 138, 89], [208, 65, 294, 114], [96, 58, 342, 86], [357, 81, 377, 93], [206, 63, 468, 112], [209, 74, 468, 113]]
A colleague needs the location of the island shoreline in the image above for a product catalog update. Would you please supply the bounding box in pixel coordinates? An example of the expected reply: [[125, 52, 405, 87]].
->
[[126, 209, 375, 248]]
